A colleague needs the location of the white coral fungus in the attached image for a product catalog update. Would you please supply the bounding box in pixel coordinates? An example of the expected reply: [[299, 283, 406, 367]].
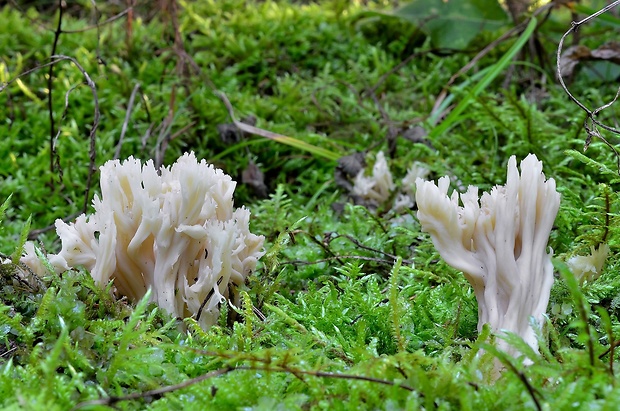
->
[[401, 162, 430, 198], [394, 162, 431, 212], [352, 151, 395, 204], [415, 154, 560, 358], [567, 244, 610, 284], [34, 152, 264, 329]]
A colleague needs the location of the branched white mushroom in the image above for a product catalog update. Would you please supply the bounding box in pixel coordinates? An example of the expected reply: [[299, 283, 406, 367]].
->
[[24, 152, 264, 330], [393, 162, 431, 212], [415, 154, 560, 359], [352, 151, 395, 204], [351, 151, 429, 212]]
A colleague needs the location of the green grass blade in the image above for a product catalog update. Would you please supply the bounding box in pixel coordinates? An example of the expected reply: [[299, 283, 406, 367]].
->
[[11, 215, 31, 264], [0, 195, 12, 226], [429, 17, 538, 139]]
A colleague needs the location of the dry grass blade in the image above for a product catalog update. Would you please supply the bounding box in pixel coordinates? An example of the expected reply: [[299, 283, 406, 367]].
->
[[216, 91, 340, 161]]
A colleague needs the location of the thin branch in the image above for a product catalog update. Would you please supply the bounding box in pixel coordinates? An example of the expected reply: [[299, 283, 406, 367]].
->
[[510, 368, 542, 411], [599, 339, 620, 360], [0, 55, 100, 214], [492, 352, 542, 411], [283, 255, 395, 266], [169, 121, 196, 141], [28, 212, 81, 240], [70, 367, 235, 410], [71, 360, 417, 410], [48, 0, 64, 189], [288, 229, 345, 264], [0, 346, 17, 359], [62, 7, 133, 33], [88, 0, 103, 64], [49, 55, 100, 213], [154, 85, 176, 168], [1, 61, 64, 90], [252, 305, 267, 321], [431, 2, 554, 120], [431, 26, 522, 119], [195, 286, 216, 323], [51, 81, 84, 181], [556, 0, 620, 170], [367, 87, 399, 157], [274, 366, 415, 392], [328, 233, 413, 265], [609, 327, 615, 377], [7, 0, 131, 34], [368, 50, 426, 96]]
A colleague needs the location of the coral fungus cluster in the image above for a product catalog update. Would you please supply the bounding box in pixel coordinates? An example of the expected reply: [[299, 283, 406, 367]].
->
[[25, 152, 264, 330]]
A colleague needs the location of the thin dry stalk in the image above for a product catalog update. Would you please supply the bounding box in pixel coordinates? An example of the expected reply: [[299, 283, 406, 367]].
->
[[556, 0, 620, 170], [48, 0, 64, 189], [115, 83, 142, 159], [0, 55, 100, 213]]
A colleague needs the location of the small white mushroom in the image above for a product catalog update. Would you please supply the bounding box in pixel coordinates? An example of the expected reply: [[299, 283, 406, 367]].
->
[[567, 244, 610, 284]]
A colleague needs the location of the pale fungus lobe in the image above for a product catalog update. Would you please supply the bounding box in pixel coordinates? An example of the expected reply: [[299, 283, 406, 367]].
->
[[34, 152, 265, 330], [352, 151, 395, 205], [415, 154, 560, 358], [567, 243, 610, 284]]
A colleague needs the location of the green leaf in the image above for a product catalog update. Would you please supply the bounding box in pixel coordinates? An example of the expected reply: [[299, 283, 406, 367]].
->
[[394, 0, 509, 50]]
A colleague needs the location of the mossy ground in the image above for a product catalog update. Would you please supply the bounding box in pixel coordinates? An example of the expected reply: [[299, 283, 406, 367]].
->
[[1, 0, 620, 409]]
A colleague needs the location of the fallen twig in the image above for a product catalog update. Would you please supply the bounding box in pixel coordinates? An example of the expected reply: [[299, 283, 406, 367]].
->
[[71, 367, 235, 410], [72, 363, 415, 410], [283, 255, 395, 266]]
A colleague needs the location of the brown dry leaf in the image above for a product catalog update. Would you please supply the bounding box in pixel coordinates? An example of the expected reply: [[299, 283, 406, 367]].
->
[[559, 45, 592, 77], [401, 125, 434, 148], [217, 116, 257, 144], [242, 161, 268, 198], [590, 42, 620, 64], [560, 42, 620, 78], [334, 152, 366, 191]]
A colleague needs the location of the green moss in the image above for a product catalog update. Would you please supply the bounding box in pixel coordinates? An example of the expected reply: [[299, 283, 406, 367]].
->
[[3, 0, 620, 408]]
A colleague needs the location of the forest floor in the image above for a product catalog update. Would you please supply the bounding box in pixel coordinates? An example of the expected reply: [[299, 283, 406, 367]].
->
[[1, 1, 620, 409]]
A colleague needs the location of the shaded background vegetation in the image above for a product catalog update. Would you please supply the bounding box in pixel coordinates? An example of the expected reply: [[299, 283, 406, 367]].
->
[[2, 0, 620, 409]]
